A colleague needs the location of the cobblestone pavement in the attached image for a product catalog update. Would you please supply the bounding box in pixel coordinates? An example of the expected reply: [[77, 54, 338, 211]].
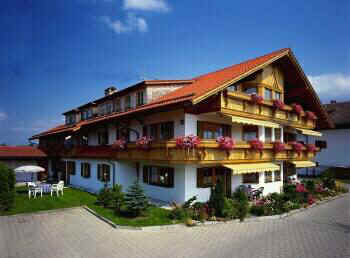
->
[[1, 194, 349, 258]]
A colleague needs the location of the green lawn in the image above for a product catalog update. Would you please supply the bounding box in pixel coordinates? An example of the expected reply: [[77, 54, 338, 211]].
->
[[0, 187, 174, 227]]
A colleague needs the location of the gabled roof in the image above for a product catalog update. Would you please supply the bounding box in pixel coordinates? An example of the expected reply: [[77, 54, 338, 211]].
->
[[0, 146, 47, 159], [31, 48, 333, 139], [323, 101, 350, 128]]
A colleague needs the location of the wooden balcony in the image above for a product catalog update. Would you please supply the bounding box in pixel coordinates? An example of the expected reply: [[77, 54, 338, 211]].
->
[[61, 140, 319, 164], [221, 91, 316, 129]]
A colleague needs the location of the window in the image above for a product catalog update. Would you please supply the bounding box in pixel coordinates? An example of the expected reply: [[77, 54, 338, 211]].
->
[[242, 173, 259, 184], [65, 114, 76, 125], [87, 109, 93, 118], [125, 95, 131, 110], [137, 91, 145, 106], [265, 171, 273, 183], [275, 128, 282, 141], [243, 125, 258, 141], [160, 122, 174, 140], [106, 102, 113, 114], [243, 87, 257, 95], [114, 99, 121, 112], [315, 140, 327, 149], [99, 104, 107, 115], [98, 131, 109, 145], [275, 92, 281, 100], [274, 170, 281, 181], [81, 135, 88, 145], [197, 168, 214, 188], [150, 124, 158, 140], [81, 111, 88, 121], [198, 122, 231, 139], [264, 88, 272, 100], [97, 164, 110, 182], [81, 163, 91, 178], [66, 161, 76, 175], [265, 127, 272, 142], [143, 166, 174, 188], [227, 84, 238, 92]]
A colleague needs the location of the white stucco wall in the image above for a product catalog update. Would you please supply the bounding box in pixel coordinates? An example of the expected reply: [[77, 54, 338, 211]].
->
[[316, 129, 350, 167]]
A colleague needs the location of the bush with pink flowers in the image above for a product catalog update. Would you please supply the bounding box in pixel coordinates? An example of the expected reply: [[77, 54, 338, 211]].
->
[[306, 144, 317, 153], [305, 111, 317, 120], [216, 136, 235, 151], [176, 135, 201, 150], [273, 99, 285, 110], [289, 141, 304, 155], [249, 139, 264, 153], [136, 136, 153, 150], [291, 103, 304, 115], [112, 139, 127, 150], [250, 94, 264, 105], [273, 141, 286, 153]]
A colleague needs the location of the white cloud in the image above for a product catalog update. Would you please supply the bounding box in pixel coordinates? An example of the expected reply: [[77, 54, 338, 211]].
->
[[123, 0, 170, 12], [101, 13, 148, 34], [0, 111, 7, 121], [308, 73, 350, 102]]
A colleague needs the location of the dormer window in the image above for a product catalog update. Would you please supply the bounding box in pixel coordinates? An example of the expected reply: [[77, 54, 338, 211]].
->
[[264, 88, 272, 100], [99, 104, 107, 115], [65, 114, 76, 125], [125, 95, 131, 110], [137, 91, 145, 106], [106, 102, 113, 114], [275, 92, 281, 100], [227, 84, 238, 92]]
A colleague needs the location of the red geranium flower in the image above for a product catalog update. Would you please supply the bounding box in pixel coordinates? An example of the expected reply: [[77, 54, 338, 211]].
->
[[251, 94, 264, 105], [273, 99, 285, 110]]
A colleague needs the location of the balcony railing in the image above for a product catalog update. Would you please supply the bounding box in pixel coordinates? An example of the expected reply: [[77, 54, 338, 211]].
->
[[60, 140, 319, 164], [221, 92, 316, 129]]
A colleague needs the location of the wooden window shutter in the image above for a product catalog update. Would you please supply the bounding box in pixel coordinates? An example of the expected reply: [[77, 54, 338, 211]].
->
[[143, 166, 149, 183], [97, 164, 102, 181], [169, 168, 174, 187], [81, 163, 84, 177], [87, 164, 91, 178], [197, 168, 203, 188]]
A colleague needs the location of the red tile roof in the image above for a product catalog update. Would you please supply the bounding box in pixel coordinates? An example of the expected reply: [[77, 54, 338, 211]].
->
[[0, 146, 47, 159]]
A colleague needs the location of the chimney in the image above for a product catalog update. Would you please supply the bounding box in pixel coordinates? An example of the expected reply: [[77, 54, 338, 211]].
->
[[330, 100, 337, 104], [104, 86, 117, 96]]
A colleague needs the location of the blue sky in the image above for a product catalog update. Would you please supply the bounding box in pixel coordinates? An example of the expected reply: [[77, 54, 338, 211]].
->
[[0, 0, 349, 145]]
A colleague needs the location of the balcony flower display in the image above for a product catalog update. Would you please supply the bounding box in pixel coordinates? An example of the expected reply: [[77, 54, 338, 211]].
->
[[273, 99, 285, 110], [176, 135, 201, 149], [305, 111, 317, 120], [216, 136, 235, 152], [291, 103, 304, 115], [111, 139, 126, 150], [273, 141, 285, 153], [249, 139, 264, 153], [306, 144, 317, 153], [289, 141, 304, 155], [136, 136, 153, 150], [250, 94, 264, 105]]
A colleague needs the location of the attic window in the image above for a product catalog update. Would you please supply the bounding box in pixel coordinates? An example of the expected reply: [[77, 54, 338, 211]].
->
[[227, 84, 238, 92]]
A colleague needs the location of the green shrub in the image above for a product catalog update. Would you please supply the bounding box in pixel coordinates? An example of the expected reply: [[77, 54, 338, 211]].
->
[[222, 198, 238, 219], [232, 189, 249, 221], [111, 184, 124, 214], [169, 207, 188, 221], [0, 163, 15, 212], [283, 184, 297, 201], [250, 204, 264, 216], [183, 196, 197, 209], [124, 181, 149, 217], [321, 171, 336, 190], [209, 179, 226, 217], [97, 188, 114, 208], [305, 180, 316, 193]]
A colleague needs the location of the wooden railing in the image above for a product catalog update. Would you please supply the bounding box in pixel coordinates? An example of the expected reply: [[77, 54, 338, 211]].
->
[[221, 92, 316, 129], [60, 140, 319, 164]]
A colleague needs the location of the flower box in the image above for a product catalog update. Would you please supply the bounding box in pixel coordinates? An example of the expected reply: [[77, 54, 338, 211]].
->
[[289, 141, 304, 155], [273, 100, 285, 110], [305, 111, 317, 120], [249, 139, 264, 152], [273, 141, 286, 153], [250, 94, 264, 105], [176, 135, 201, 149], [216, 136, 235, 151], [111, 139, 127, 150], [291, 103, 304, 115], [306, 144, 317, 153], [136, 136, 153, 150]]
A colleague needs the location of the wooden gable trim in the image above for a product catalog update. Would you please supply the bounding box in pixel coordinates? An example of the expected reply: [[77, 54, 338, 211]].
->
[[192, 50, 290, 105]]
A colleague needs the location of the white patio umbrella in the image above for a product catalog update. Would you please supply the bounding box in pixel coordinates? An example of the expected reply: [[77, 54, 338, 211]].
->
[[14, 165, 45, 173], [14, 166, 45, 183]]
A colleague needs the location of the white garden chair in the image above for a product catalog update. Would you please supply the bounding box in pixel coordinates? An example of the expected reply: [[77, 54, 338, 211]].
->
[[28, 185, 43, 199], [51, 181, 64, 197]]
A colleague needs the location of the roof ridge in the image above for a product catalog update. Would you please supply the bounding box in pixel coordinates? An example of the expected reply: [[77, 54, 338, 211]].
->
[[192, 48, 290, 81]]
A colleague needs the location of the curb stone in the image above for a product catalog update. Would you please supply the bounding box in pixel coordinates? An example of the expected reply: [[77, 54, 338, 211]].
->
[[83, 193, 348, 231]]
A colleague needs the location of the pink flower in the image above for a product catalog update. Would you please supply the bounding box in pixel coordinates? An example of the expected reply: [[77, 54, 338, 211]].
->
[[305, 111, 317, 120], [249, 139, 264, 152], [273, 100, 285, 110], [289, 141, 304, 155], [136, 136, 153, 149], [176, 135, 201, 149], [306, 144, 317, 153], [308, 194, 315, 205], [273, 141, 285, 153], [291, 103, 304, 115], [112, 139, 126, 150], [251, 94, 264, 105], [296, 183, 307, 193], [216, 136, 235, 151]]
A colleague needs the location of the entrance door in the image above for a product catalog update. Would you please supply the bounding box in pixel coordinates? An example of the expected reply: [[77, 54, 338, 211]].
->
[[215, 167, 232, 197]]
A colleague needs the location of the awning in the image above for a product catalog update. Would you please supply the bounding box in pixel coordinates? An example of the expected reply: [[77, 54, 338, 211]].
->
[[297, 129, 322, 137], [230, 115, 280, 128], [290, 161, 316, 168], [224, 163, 280, 175]]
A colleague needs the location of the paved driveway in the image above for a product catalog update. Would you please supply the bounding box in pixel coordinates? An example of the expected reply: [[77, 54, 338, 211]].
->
[[1, 195, 349, 258]]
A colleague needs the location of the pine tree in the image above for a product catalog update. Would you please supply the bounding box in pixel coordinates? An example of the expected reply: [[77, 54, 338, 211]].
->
[[124, 181, 149, 217], [0, 163, 15, 212]]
